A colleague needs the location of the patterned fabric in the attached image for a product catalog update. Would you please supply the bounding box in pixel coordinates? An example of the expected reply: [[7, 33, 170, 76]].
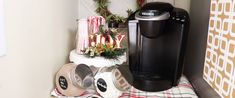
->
[[51, 76, 198, 98], [203, 0, 235, 98]]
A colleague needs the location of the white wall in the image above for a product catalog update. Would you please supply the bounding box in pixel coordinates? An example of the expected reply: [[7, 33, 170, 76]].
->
[[0, 0, 77, 98], [0, 0, 6, 56], [174, 0, 191, 12], [147, 0, 174, 5], [78, 0, 191, 19], [148, 0, 191, 12], [78, 0, 137, 19]]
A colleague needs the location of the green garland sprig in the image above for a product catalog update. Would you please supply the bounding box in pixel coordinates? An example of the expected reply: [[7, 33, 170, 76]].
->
[[93, 0, 146, 23]]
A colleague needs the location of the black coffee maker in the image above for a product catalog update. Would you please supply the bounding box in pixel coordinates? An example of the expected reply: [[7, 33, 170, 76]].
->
[[128, 2, 189, 91]]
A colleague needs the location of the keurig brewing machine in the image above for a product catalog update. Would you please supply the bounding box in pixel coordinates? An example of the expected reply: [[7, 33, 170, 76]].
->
[[128, 2, 189, 91]]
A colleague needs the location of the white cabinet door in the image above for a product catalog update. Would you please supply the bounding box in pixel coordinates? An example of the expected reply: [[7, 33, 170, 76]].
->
[[0, 0, 6, 56]]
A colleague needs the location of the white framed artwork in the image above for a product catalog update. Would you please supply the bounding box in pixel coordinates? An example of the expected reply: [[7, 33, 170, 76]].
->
[[0, 0, 6, 56]]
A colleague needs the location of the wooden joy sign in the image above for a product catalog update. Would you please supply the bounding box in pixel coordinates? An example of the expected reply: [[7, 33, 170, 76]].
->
[[89, 33, 125, 48]]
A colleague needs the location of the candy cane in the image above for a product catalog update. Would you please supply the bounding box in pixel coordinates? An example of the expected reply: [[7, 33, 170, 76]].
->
[[76, 19, 89, 54]]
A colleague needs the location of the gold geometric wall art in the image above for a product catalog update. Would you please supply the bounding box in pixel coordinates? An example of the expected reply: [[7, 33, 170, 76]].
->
[[203, 0, 235, 98]]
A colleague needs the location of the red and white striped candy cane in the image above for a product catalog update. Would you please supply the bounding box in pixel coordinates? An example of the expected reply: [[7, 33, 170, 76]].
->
[[88, 16, 106, 34]]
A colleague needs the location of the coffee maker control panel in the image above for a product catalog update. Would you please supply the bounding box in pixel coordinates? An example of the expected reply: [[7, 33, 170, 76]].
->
[[170, 9, 189, 24]]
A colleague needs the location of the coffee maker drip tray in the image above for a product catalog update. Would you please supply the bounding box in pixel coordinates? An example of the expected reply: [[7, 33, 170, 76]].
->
[[132, 74, 172, 91]]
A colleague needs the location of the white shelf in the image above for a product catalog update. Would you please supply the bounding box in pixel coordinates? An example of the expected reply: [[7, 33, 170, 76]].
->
[[69, 50, 127, 67]]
